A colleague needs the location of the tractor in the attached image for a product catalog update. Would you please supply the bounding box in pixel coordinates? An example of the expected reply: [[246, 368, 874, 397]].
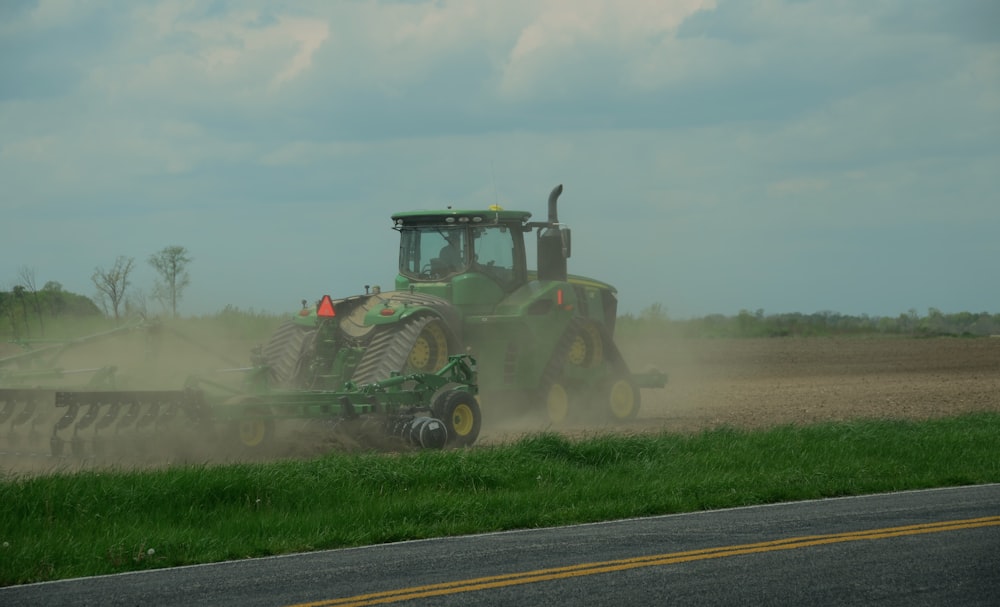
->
[[256, 184, 667, 446], [0, 185, 665, 462]]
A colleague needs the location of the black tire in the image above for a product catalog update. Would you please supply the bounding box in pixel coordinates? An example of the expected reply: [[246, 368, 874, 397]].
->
[[433, 389, 482, 447]]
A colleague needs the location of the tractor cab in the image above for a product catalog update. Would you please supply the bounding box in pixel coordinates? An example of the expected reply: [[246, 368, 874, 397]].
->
[[392, 186, 573, 315], [393, 208, 532, 311]]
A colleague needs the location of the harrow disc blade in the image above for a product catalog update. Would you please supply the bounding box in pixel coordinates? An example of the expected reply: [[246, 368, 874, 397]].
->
[[95, 403, 122, 431], [0, 397, 17, 425], [46, 389, 210, 461], [11, 399, 39, 426], [0, 389, 58, 457], [54, 403, 80, 431], [76, 403, 102, 431]]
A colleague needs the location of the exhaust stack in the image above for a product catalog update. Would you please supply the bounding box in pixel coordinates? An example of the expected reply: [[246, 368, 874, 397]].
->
[[538, 184, 570, 282], [547, 184, 563, 225]]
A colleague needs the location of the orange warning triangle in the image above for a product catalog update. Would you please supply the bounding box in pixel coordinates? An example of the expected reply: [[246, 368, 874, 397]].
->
[[317, 295, 336, 318]]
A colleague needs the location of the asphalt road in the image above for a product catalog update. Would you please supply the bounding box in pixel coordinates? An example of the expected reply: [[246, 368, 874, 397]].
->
[[4, 484, 998, 606]]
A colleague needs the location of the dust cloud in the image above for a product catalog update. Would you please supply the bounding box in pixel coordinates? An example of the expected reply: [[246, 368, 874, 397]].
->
[[6, 324, 998, 477], [0, 321, 281, 477]]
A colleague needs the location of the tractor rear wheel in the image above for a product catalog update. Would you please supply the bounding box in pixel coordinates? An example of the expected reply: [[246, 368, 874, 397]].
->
[[259, 321, 316, 388], [407, 317, 451, 374], [433, 389, 482, 447], [538, 318, 597, 424], [352, 315, 455, 385], [566, 321, 604, 369]]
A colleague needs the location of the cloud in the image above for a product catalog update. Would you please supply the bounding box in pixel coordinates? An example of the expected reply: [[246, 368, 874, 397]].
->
[[270, 17, 329, 89], [1, 0, 999, 318]]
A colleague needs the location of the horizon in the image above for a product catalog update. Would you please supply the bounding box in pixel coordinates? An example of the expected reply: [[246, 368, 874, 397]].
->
[[3, 1, 998, 319]]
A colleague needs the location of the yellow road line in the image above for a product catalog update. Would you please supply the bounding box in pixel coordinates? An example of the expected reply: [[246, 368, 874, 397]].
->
[[289, 516, 1000, 607]]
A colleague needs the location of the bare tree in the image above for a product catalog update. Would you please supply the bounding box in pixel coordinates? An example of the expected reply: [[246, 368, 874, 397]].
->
[[16, 265, 44, 336], [11, 284, 29, 338], [0, 290, 9, 338], [149, 246, 191, 318], [92, 256, 135, 322], [126, 288, 150, 319]]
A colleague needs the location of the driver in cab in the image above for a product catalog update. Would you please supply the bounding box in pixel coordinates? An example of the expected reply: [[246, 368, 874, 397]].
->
[[436, 233, 464, 274]]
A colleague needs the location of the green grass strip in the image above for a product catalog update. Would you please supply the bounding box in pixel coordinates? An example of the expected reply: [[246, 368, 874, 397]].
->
[[2, 412, 999, 585]]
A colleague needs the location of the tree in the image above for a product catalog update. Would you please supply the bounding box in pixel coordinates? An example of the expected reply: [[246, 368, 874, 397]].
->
[[149, 246, 191, 318], [16, 265, 44, 336], [11, 284, 29, 338], [42, 281, 66, 317], [92, 256, 135, 321], [126, 288, 150, 319]]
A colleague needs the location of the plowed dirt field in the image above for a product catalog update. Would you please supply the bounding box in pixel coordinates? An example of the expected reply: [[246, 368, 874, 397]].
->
[[631, 336, 1000, 432], [483, 336, 1000, 441]]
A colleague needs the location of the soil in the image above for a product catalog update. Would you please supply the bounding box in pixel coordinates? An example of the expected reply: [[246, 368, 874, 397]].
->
[[626, 336, 998, 431], [481, 336, 1000, 442]]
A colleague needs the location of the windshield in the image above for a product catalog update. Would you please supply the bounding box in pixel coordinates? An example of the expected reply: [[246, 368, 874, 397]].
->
[[398, 224, 522, 288]]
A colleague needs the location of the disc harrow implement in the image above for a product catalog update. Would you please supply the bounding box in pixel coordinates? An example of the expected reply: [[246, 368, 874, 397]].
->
[[0, 354, 482, 465]]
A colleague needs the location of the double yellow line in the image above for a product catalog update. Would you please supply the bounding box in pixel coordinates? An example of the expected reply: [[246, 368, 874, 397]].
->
[[291, 516, 1000, 607]]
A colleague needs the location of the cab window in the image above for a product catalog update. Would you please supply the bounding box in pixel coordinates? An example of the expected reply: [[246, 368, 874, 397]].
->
[[472, 225, 519, 289], [399, 227, 467, 280]]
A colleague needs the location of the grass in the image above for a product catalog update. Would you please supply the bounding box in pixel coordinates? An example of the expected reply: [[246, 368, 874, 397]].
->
[[2, 412, 1000, 586]]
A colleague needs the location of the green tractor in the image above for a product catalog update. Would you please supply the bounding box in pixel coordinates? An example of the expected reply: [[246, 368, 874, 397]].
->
[[256, 184, 666, 446]]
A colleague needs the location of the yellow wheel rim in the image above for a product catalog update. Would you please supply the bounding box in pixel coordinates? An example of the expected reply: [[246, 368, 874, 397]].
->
[[567, 335, 588, 366], [567, 323, 603, 368], [408, 321, 449, 372], [452, 403, 475, 436], [609, 380, 636, 419], [238, 419, 267, 447], [546, 383, 570, 423]]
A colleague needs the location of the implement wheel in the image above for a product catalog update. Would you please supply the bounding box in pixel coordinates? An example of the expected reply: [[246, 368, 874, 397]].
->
[[544, 382, 571, 424], [605, 377, 641, 420], [433, 389, 482, 447], [231, 403, 275, 454]]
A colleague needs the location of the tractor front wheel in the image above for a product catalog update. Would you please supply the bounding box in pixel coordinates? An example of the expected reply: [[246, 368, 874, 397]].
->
[[433, 389, 482, 447]]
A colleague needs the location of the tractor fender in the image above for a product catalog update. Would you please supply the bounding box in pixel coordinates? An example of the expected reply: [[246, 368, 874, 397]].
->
[[495, 280, 580, 316], [288, 293, 372, 327], [360, 291, 463, 344], [289, 310, 319, 327]]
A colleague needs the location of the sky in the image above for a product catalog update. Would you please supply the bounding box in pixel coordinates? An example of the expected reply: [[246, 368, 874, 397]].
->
[[2, 0, 998, 320]]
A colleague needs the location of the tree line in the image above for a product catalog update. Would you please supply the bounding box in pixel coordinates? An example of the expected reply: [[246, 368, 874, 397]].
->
[[5, 260, 999, 342], [3, 246, 191, 339], [618, 304, 1000, 339]]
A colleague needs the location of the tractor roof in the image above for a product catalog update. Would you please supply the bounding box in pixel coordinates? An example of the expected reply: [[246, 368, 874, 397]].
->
[[392, 208, 532, 227]]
